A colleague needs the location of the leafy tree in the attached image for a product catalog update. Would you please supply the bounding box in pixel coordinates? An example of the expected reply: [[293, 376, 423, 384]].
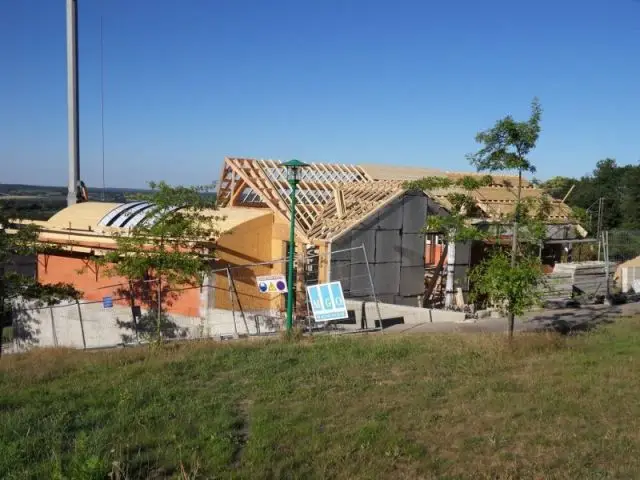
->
[[540, 176, 574, 201], [405, 175, 492, 308], [0, 205, 80, 356], [467, 97, 543, 338], [97, 182, 219, 341], [619, 166, 640, 230], [469, 250, 544, 318], [555, 159, 640, 232], [407, 171, 548, 332]]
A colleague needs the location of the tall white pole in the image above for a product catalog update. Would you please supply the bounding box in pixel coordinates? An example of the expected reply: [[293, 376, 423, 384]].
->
[[444, 238, 456, 309], [66, 0, 80, 206]]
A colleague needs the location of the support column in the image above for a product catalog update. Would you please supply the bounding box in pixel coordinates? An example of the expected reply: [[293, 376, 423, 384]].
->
[[444, 240, 456, 309], [66, 0, 80, 206]]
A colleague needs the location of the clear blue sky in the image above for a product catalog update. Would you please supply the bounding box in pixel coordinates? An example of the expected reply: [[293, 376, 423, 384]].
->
[[1, 0, 639, 188]]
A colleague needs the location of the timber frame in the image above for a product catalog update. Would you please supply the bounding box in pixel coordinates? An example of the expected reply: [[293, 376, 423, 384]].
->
[[216, 157, 577, 243]]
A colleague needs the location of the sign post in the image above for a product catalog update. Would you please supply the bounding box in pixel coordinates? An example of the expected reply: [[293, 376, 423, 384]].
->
[[306, 281, 348, 322]]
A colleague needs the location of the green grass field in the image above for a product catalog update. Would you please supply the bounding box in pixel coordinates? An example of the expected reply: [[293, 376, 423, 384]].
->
[[2, 318, 640, 479]]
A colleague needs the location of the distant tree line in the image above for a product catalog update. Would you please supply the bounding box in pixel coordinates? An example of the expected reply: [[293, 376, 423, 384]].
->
[[540, 159, 640, 232]]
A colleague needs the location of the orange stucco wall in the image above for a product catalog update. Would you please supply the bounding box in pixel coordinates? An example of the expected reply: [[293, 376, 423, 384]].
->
[[37, 254, 202, 317], [38, 254, 129, 302], [37, 210, 285, 316]]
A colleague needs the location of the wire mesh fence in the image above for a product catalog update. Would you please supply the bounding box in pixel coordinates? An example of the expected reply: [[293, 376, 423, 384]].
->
[[4, 245, 382, 352], [307, 245, 382, 331], [606, 229, 640, 294]]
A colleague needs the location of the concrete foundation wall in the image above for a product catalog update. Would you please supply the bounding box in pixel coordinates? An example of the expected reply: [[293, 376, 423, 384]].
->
[[345, 300, 465, 326], [10, 300, 280, 350]]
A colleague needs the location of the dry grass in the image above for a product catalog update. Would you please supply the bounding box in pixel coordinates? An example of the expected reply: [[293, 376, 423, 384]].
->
[[2, 318, 640, 479]]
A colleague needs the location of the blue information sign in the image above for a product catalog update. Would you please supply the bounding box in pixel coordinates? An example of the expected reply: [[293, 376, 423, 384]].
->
[[306, 281, 348, 322], [102, 296, 113, 308]]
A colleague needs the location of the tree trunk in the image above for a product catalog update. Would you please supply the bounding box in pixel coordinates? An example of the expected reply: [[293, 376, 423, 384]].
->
[[156, 275, 162, 341], [508, 170, 523, 339]]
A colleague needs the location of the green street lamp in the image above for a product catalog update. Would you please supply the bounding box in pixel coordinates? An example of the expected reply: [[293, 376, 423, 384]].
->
[[282, 159, 309, 333]]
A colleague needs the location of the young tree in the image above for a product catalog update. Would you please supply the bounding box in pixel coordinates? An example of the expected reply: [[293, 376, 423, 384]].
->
[[467, 98, 543, 337], [0, 206, 79, 356], [407, 174, 548, 334], [468, 250, 544, 321], [97, 182, 219, 341]]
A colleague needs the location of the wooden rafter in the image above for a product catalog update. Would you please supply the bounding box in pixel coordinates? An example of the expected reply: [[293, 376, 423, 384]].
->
[[308, 181, 405, 240], [219, 157, 574, 242], [224, 159, 305, 240], [229, 179, 246, 206], [260, 158, 318, 231]]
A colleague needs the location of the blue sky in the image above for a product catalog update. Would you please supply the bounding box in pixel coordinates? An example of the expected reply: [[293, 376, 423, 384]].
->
[[1, 0, 639, 188]]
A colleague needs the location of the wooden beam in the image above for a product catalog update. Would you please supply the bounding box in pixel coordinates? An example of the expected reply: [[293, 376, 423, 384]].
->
[[229, 179, 246, 206]]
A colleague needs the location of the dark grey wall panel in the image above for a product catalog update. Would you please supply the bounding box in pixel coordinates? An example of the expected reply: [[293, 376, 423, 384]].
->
[[376, 294, 396, 304], [330, 234, 351, 261], [402, 194, 429, 234], [401, 233, 425, 266], [374, 262, 401, 296], [377, 198, 403, 230], [455, 241, 472, 265], [375, 230, 401, 263], [355, 213, 379, 232], [328, 191, 434, 306], [400, 265, 425, 296], [350, 263, 374, 297], [329, 260, 351, 287], [394, 295, 421, 307], [453, 265, 470, 292], [351, 229, 376, 263]]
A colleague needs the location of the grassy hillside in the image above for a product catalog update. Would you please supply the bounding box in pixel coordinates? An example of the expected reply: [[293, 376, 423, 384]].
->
[[2, 320, 640, 479]]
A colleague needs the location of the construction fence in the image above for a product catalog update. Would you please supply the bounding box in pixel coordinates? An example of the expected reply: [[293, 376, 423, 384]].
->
[[4, 245, 384, 352], [542, 229, 640, 305], [606, 229, 640, 294]]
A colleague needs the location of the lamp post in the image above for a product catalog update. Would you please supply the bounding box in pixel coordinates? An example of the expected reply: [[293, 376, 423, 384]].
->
[[282, 159, 309, 333]]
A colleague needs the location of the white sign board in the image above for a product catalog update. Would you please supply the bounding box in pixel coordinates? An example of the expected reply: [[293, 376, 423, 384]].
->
[[256, 275, 288, 294], [306, 281, 348, 322]]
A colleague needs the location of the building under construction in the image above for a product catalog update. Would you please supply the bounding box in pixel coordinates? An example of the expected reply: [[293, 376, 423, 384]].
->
[[30, 157, 582, 325]]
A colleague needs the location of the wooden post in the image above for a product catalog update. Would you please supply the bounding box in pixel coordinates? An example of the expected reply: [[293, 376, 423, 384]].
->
[[49, 307, 59, 347], [228, 270, 250, 335], [76, 300, 86, 349], [226, 268, 239, 338]]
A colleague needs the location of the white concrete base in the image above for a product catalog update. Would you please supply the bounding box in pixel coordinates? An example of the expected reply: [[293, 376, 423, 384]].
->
[[345, 300, 465, 327], [9, 299, 281, 350]]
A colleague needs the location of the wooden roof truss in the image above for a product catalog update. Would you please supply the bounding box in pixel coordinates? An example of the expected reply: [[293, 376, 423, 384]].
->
[[216, 157, 373, 239], [216, 157, 575, 242], [308, 181, 406, 241]]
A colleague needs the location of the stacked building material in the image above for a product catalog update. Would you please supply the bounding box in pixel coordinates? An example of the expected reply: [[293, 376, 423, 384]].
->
[[541, 271, 573, 302], [552, 261, 611, 297]]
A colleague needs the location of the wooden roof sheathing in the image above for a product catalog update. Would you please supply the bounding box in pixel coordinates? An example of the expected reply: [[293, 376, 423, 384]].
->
[[31, 202, 271, 255], [308, 181, 405, 241], [361, 163, 531, 187], [47, 202, 121, 230]]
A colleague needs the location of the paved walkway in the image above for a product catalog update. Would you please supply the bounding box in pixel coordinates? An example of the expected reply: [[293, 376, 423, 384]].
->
[[383, 301, 640, 335]]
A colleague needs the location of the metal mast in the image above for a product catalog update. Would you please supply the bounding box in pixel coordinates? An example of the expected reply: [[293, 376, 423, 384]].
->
[[66, 0, 80, 206]]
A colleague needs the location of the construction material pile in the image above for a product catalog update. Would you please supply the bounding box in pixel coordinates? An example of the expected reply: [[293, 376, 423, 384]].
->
[[541, 271, 573, 303], [552, 261, 611, 297]]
